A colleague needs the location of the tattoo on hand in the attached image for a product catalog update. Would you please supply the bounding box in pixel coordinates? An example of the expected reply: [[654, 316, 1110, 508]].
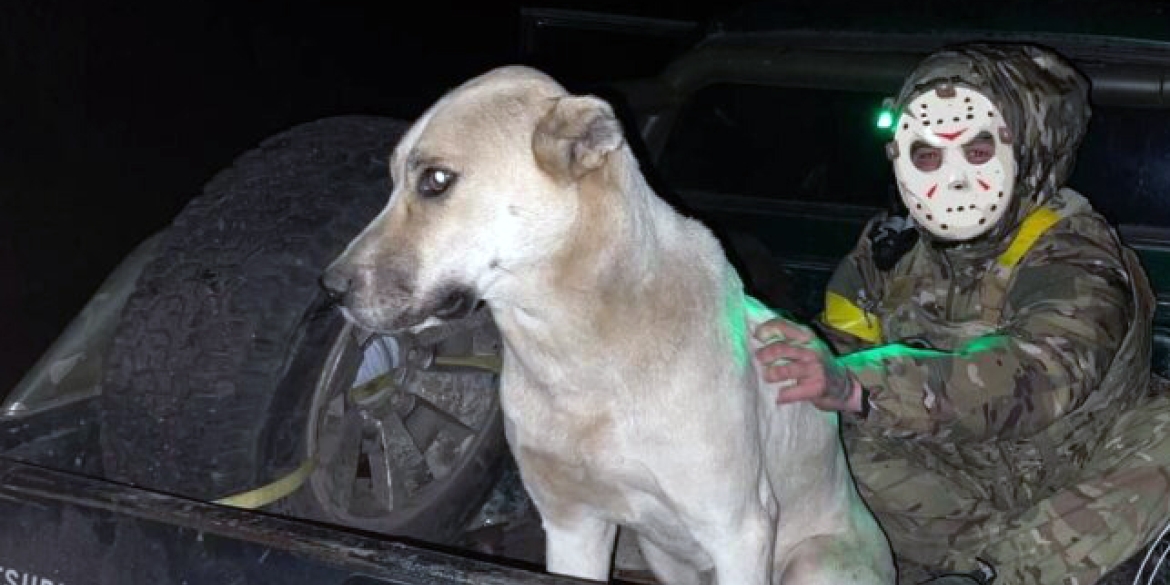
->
[[825, 368, 853, 401]]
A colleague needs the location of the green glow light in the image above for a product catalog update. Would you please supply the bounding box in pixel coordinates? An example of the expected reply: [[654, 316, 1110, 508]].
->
[[875, 97, 898, 135], [956, 334, 1010, 357], [726, 291, 750, 367], [744, 295, 777, 323], [839, 334, 1010, 371], [728, 294, 784, 368]]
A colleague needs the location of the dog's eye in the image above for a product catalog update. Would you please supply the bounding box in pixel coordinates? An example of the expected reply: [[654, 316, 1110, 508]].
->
[[418, 167, 457, 198]]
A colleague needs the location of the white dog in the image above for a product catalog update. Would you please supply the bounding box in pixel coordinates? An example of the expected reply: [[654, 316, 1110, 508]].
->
[[323, 66, 894, 584]]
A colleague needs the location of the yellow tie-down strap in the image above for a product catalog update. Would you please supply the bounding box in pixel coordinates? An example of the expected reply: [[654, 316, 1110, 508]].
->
[[213, 457, 317, 509], [822, 291, 883, 343], [998, 206, 1062, 268], [211, 354, 502, 510]]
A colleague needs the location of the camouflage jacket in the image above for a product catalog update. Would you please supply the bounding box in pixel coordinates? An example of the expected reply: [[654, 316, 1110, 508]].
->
[[823, 188, 1156, 508], [814, 44, 1160, 509]]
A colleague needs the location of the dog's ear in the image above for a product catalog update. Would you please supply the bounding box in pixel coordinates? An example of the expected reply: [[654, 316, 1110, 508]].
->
[[533, 95, 624, 182]]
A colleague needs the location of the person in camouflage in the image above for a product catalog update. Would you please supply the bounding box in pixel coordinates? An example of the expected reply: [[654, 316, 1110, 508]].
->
[[752, 43, 1170, 584]]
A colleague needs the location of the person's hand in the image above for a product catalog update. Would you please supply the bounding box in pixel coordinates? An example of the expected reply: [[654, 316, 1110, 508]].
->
[[752, 318, 864, 413]]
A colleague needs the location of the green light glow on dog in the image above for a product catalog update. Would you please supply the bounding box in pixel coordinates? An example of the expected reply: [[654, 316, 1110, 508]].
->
[[726, 291, 749, 367], [729, 294, 784, 367], [743, 294, 777, 323]]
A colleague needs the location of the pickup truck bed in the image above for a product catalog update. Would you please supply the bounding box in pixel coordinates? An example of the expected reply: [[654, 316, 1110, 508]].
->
[[0, 399, 598, 585]]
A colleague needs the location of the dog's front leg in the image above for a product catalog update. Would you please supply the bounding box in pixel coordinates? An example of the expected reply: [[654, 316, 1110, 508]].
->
[[544, 515, 618, 582], [704, 509, 774, 585]]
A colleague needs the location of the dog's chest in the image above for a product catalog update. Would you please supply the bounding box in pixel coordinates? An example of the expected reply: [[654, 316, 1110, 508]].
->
[[502, 394, 667, 522], [509, 417, 708, 561], [515, 442, 637, 518]]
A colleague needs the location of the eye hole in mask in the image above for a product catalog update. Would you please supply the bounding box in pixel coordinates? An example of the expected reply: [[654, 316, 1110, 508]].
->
[[910, 141, 942, 171], [962, 131, 996, 165], [910, 130, 998, 172]]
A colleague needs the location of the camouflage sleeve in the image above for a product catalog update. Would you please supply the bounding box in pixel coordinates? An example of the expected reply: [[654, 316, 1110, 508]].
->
[[841, 215, 1134, 441], [815, 215, 889, 354]]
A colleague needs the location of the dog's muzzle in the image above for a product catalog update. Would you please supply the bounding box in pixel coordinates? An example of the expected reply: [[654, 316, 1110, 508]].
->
[[321, 260, 477, 330], [320, 264, 354, 304], [321, 257, 415, 306]]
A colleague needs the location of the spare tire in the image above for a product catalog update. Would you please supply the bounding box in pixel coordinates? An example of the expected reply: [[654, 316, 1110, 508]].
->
[[100, 116, 507, 543]]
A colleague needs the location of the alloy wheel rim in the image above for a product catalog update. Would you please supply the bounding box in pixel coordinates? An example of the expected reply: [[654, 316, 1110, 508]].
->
[[306, 317, 501, 526]]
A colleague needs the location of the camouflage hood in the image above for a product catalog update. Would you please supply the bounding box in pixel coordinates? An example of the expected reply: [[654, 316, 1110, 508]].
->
[[893, 44, 1092, 252]]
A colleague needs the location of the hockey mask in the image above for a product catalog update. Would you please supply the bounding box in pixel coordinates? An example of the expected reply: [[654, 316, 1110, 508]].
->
[[890, 83, 1016, 241]]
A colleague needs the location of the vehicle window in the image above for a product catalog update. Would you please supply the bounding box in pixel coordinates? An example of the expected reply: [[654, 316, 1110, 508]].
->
[[1071, 105, 1170, 229], [659, 83, 1170, 230], [658, 84, 896, 208]]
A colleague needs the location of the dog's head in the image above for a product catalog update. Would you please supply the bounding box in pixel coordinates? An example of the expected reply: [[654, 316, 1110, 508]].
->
[[322, 66, 627, 333]]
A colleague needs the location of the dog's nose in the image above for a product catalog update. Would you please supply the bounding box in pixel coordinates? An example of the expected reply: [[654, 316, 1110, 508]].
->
[[320, 265, 353, 301]]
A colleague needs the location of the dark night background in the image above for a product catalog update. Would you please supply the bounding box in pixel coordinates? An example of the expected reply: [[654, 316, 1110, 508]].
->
[[0, 0, 745, 393], [4, 0, 1165, 395]]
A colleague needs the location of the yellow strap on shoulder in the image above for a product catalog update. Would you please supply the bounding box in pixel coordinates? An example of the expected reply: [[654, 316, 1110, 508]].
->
[[213, 458, 316, 509], [823, 291, 882, 343], [998, 207, 1062, 268]]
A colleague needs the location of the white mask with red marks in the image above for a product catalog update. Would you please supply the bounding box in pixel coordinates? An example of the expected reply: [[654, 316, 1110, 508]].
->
[[890, 83, 1016, 241]]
